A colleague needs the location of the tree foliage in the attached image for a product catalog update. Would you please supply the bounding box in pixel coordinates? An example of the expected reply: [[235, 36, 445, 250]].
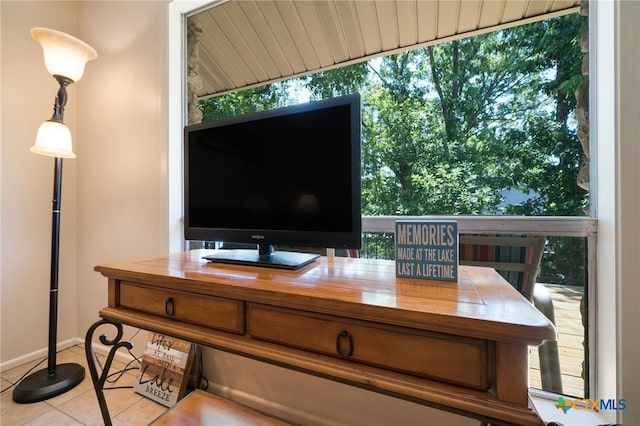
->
[[198, 84, 290, 122]]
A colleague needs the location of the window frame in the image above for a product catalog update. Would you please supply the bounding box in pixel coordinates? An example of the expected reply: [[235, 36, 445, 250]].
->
[[167, 0, 630, 423]]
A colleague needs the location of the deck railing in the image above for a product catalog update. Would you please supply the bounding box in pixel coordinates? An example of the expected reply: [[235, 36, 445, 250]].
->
[[360, 216, 596, 287], [362, 215, 596, 237]]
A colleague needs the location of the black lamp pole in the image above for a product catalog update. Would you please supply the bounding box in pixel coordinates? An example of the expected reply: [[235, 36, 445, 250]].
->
[[47, 156, 65, 374], [13, 79, 85, 404]]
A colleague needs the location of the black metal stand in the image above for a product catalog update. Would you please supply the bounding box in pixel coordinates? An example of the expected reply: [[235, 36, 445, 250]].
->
[[13, 158, 85, 403], [85, 318, 133, 426]]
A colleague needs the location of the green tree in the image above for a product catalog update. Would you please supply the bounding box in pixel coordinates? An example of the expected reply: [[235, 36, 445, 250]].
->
[[198, 83, 292, 122], [356, 14, 584, 218], [302, 62, 369, 100]]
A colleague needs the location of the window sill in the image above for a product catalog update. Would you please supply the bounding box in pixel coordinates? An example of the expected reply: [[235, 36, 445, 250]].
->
[[530, 391, 614, 426]]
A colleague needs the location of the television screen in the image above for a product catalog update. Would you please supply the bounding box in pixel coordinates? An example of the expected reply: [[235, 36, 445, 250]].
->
[[184, 94, 361, 269]]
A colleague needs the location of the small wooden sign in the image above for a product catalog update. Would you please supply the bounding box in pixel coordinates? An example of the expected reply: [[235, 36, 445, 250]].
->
[[134, 332, 194, 407], [395, 220, 458, 281]]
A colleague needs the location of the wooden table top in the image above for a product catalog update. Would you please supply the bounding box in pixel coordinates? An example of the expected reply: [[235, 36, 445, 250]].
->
[[95, 250, 555, 345]]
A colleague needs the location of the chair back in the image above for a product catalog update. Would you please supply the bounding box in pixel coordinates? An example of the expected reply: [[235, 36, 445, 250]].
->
[[459, 234, 545, 300]]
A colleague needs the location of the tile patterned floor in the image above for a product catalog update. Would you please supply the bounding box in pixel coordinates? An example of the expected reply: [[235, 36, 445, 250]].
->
[[1, 345, 166, 426]]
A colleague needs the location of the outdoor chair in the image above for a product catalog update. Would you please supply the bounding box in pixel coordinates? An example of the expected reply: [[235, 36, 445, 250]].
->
[[459, 234, 563, 394]]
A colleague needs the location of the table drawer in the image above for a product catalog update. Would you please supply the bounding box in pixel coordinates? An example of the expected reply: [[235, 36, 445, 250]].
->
[[119, 281, 244, 334], [247, 303, 490, 390]]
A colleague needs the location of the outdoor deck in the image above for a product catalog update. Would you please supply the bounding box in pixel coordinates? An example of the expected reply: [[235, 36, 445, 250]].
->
[[529, 283, 586, 398]]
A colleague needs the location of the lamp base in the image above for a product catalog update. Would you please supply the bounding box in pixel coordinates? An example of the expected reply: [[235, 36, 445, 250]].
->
[[12, 363, 85, 403]]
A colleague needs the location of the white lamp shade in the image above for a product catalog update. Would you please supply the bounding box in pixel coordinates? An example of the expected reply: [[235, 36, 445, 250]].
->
[[31, 121, 76, 158], [31, 27, 97, 82]]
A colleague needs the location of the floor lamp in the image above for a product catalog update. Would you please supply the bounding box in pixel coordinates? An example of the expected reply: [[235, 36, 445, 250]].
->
[[13, 28, 97, 404]]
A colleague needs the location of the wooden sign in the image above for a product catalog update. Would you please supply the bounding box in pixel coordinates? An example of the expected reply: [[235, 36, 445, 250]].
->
[[395, 220, 458, 281], [134, 332, 194, 407]]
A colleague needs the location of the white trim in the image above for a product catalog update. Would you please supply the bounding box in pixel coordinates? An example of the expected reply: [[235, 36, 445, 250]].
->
[[168, 1, 219, 253], [592, 1, 617, 423], [613, 1, 640, 424]]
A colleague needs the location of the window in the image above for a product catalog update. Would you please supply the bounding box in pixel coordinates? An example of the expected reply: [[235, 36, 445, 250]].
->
[[169, 2, 628, 412], [180, 4, 595, 401]]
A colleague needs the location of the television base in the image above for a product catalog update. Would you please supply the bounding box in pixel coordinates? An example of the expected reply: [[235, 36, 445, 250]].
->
[[203, 249, 319, 270]]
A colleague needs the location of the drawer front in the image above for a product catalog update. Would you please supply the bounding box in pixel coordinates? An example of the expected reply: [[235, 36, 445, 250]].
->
[[247, 303, 490, 390], [119, 281, 244, 334]]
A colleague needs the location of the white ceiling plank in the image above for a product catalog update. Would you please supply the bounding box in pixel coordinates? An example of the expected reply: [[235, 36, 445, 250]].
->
[[190, 0, 581, 98], [208, 6, 266, 85], [236, 1, 294, 78], [526, 0, 554, 16], [207, 10, 258, 86], [375, 0, 399, 51], [295, 1, 335, 67], [220, 1, 276, 82], [478, 0, 506, 28], [276, 1, 321, 71], [553, 0, 582, 9], [334, 0, 366, 59], [437, 0, 460, 38], [397, 0, 418, 47], [194, 13, 246, 90], [256, 1, 307, 74], [501, 0, 529, 23], [458, 0, 483, 33], [354, 1, 382, 55], [314, 0, 350, 63], [416, 0, 438, 43]]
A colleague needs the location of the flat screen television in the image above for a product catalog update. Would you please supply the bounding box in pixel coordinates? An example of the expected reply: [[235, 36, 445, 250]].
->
[[184, 94, 361, 269]]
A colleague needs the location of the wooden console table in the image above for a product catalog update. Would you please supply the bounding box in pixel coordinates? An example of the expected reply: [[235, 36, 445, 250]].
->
[[85, 250, 555, 425]]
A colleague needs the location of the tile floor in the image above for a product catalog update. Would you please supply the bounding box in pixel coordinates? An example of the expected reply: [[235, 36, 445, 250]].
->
[[1, 345, 166, 425]]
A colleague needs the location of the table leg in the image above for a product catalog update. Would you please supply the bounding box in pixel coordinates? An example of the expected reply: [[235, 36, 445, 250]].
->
[[84, 319, 133, 426], [495, 342, 529, 406]]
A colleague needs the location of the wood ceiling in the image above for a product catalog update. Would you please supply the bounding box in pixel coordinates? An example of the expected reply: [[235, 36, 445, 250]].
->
[[190, 0, 582, 98]]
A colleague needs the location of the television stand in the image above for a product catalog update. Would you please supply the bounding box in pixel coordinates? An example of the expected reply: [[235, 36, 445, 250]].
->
[[203, 245, 319, 270], [87, 251, 553, 425]]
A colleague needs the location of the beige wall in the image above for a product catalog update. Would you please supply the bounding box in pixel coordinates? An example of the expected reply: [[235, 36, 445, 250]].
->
[[74, 0, 169, 337], [1, 1, 81, 365], [0, 0, 168, 365]]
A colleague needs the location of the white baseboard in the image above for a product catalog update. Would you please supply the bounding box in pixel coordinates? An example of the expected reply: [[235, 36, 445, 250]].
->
[[0, 337, 84, 371], [1, 337, 138, 372], [208, 382, 347, 426]]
